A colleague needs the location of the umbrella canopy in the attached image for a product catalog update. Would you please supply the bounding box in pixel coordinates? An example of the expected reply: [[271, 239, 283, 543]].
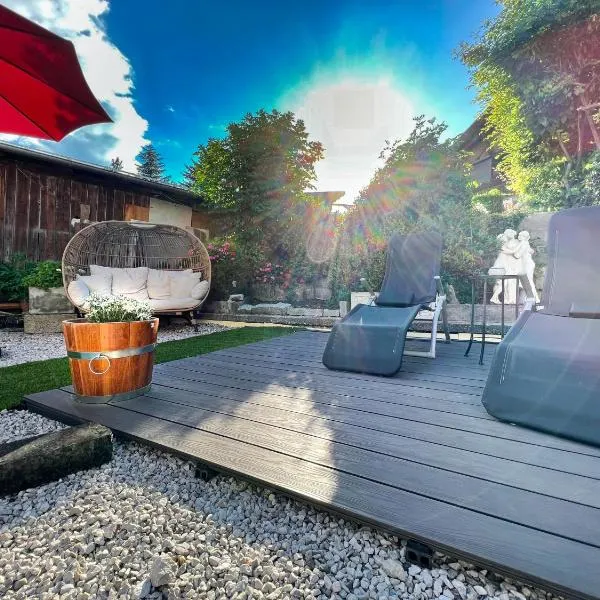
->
[[0, 5, 112, 141]]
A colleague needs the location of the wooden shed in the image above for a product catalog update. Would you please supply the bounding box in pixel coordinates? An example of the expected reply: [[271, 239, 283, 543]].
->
[[0, 142, 204, 261]]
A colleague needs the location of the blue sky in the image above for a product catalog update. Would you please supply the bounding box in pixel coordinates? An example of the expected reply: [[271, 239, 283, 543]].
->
[[4, 0, 499, 200]]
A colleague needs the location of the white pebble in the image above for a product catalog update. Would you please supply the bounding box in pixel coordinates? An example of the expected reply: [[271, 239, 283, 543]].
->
[[0, 410, 566, 600]]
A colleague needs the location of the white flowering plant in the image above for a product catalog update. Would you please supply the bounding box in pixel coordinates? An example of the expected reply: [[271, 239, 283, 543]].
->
[[86, 294, 153, 323]]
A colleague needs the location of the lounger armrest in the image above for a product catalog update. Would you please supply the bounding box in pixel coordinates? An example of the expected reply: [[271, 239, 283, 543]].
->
[[569, 304, 600, 319], [434, 276, 447, 304], [518, 275, 537, 312], [434, 276, 446, 296]]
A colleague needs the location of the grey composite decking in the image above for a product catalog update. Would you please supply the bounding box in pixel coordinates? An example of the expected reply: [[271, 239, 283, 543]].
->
[[24, 331, 600, 600]]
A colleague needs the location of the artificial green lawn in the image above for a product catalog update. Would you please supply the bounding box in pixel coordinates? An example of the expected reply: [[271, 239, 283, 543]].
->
[[0, 326, 296, 411]]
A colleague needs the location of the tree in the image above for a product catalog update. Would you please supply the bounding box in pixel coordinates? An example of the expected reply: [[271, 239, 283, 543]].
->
[[110, 157, 123, 171], [458, 0, 600, 207], [187, 109, 323, 211], [356, 115, 468, 221], [136, 144, 166, 181], [183, 138, 231, 201], [182, 161, 196, 189], [339, 115, 523, 301], [185, 109, 324, 286]]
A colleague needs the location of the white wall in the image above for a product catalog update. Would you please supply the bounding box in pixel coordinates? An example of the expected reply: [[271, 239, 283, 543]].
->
[[148, 198, 192, 228]]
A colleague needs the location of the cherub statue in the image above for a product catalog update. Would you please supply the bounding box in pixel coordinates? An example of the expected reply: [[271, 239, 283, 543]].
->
[[514, 231, 539, 302], [489, 229, 520, 304]]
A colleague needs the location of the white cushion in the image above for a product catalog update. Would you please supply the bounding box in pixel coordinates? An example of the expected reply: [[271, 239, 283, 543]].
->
[[77, 274, 112, 296], [67, 278, 91, 308], [111, 267, 149, 301], [147, 269, 172, 299], [191, 280, 210, 300], [89, 266, 149, 300], [89, 264, 115, 278], [149, 297, 200, 311], [169, 271, 201, 298]]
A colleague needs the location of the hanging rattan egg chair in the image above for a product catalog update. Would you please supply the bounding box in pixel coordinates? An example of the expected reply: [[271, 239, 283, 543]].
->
[[62, 220, 211, 324]]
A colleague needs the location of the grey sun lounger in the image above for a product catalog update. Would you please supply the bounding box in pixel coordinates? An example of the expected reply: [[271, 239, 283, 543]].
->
[[322, 232, 450, 376], [482, 206, 600, 446]]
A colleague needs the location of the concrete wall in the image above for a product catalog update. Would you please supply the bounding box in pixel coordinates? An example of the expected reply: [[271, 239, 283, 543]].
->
[[149, 198, 192, 228], [520, 212, 554, 246]]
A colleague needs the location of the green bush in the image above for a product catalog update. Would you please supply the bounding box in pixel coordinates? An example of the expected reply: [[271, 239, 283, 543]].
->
[[0, 253, 35, 302], [22, 260, 63, 290], [361, 245, 386, 292], [527, 152, 600, 210], [472, 188, 505, 213], [581, 151, 600, 206], [329, 200, 531, 305], [285, 248, 330, 303]]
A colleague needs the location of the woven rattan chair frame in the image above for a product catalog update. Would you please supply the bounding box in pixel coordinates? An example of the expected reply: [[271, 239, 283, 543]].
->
[[62, 220, 211, 314]]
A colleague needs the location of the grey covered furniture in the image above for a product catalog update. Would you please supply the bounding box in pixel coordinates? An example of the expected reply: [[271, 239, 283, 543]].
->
[[482, 206, 600, 446], [322, 232, 450, 376]]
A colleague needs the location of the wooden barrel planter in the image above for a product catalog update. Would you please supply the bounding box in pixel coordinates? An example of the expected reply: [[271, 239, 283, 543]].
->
[[62, 318, 159, 403]]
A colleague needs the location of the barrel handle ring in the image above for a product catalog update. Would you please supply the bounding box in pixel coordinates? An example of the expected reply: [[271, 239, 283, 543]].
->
[[89, 353, 111, 375]]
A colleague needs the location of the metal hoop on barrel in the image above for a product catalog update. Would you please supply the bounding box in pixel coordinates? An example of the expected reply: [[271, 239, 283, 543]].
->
[[88, 353, 111, 375]]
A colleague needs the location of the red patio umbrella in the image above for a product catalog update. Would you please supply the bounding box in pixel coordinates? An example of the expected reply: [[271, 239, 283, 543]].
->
[[0, 4, 112, 141]]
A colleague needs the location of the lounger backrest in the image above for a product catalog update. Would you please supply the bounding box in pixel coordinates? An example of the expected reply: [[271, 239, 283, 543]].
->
[[542, 206, 600, 316], [376, 231, 442, 307]]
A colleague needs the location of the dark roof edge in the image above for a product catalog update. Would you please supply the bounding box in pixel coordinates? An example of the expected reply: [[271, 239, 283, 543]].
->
[[0, 140, 200, 204]]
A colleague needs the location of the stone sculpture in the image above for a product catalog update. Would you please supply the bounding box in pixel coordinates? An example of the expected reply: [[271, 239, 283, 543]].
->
[[515, 231, 540, 302], [489, 229, 538, 304]]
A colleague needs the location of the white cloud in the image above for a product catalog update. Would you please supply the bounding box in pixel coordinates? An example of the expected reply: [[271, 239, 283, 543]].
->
[[285, 76, 416, 203], [1, 0, 148, 171], [166, 106, 175, 113]]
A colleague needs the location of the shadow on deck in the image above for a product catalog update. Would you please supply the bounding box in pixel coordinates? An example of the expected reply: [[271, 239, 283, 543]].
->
[[25, 331, 600, 600]]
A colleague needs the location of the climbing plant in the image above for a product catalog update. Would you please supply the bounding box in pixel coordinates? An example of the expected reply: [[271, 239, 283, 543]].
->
[[458, 0, 600, 207]]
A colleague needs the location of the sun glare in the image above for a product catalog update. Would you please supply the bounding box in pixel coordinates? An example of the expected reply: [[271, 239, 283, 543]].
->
[[287, 77, 416, 203]]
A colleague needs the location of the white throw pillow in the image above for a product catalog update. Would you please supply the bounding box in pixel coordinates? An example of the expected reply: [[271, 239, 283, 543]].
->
[[111, 267, 149, 301], [147, 269, 172, 299], [170, 271, 201, 298], [68, 278, 92, 307], [76, 274, 112, 296], [191, 280, 210, 301]]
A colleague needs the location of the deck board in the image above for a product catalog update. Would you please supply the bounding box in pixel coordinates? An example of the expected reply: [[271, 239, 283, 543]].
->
[[139, 376, 600, 479], [25, 331, 600, 599], [156, 359, 595, 452], [135, 384, 600, 508]]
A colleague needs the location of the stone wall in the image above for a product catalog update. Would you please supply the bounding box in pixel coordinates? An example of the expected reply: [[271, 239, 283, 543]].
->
[[201, 301, 520, 332], [250, 279, 332, 303]]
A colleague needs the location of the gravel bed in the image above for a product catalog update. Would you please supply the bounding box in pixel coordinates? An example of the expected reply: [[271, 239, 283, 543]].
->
[[0, 410, 66, 444], [0, 321, 229, 368], [0, 411, 562, 600]]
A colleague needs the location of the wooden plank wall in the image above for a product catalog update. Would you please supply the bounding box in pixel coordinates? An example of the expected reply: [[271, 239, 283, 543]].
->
[[0, 162, 153, 262]]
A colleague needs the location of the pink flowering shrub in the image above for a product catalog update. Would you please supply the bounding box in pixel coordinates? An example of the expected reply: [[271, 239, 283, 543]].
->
[[207, 236, 239, 299], [207, 238, 236, 263], [254, 262, 291, 288]]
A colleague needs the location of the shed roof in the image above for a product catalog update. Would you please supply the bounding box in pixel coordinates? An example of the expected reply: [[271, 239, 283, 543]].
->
[[0, 141, 200, 206]]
